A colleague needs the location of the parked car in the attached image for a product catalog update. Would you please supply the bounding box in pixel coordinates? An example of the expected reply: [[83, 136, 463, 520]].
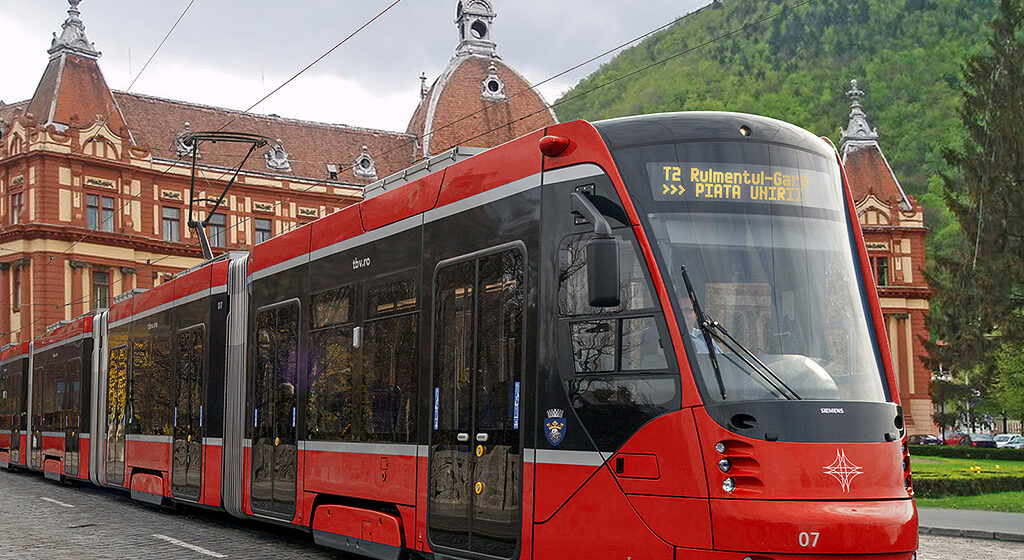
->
[[944, 432, 968, 445], [998, 434, 1024, 450], [907, 434, 943, 445], [994, 433, 1023, 449], [945, 433, 997, 447]]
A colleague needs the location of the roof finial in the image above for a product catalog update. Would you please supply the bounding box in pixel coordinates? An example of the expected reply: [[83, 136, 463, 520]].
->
[[455, 1, 499, 58], [420, 72, 429, 99], [49, 0, 100, 60], [840, 78, 879, 152]]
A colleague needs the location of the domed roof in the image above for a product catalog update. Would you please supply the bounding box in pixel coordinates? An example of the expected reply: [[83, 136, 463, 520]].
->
[[407, 1, 556, 157]]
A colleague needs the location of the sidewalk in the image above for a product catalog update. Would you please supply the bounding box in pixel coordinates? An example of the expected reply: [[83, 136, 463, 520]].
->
[[918, 507, 1024, 542]]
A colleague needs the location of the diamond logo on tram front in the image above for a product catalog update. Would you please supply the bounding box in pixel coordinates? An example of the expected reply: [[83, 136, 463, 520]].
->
[[822, 449, 864, 492]]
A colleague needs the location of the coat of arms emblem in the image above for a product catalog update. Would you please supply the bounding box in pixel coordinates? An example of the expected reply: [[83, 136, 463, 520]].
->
[[544, 408, 566, 446]]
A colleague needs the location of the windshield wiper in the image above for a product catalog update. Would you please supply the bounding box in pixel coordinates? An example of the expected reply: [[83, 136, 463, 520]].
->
[[679, 265, 727, 399], [679, 266, 802, 401]]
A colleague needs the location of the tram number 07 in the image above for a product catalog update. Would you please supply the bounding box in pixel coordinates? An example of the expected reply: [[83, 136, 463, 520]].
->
[[798, 532, 820, 548]]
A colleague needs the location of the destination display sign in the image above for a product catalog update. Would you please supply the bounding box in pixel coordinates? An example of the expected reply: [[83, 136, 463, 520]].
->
[[648, 162, 838, 208]]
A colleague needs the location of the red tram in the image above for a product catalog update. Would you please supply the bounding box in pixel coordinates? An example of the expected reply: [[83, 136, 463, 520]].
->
[[0, 112, 918, 559]]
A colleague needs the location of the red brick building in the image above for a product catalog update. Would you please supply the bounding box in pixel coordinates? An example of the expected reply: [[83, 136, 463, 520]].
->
[[840, 80, 935, 436], [0, 0, 554, 344]]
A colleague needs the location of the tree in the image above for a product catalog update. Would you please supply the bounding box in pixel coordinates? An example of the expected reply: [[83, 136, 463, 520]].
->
[[928, 0, 1024, 426], [994, 342, 1024, 427]]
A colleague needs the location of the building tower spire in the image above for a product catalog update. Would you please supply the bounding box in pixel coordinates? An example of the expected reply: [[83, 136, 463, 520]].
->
[[840, 79, 879, 152], [49, 0, 100, 60], [455, 1, 498, 58]]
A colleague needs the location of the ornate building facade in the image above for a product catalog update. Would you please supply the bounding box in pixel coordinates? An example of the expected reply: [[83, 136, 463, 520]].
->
[[840, 80, 935, 436], [0, 0, 555, 344]]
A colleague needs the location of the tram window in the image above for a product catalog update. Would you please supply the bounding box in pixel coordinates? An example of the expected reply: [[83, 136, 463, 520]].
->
[[559, 234, 657, 316], [43, 365, 57, 430], [309, 286, 356, 441], [367, 280, 417, 319], [308, 327, 355, 440], [312, 286, 353, 329], [66, 358, 82, 430], [150, 336, 173, 435], [32, 366, 43, 428], [363, 313, 417, 442], [129, 339, 148, 434], [622, 317, 668, 370], [434, 262, 475, 433], [570, 320, 616, 373], [276, 304, 299, 444], [252, 310, 275, 441], [476, 250, 524, 431], [106, 346, 128, 437], [0, 366, 8, 425]]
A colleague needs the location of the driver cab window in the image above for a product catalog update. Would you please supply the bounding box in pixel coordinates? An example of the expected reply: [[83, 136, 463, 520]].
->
[[558, 234, 668, 373]]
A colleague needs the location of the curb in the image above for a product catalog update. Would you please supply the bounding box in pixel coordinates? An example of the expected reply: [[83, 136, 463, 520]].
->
[[919, 526, 1024, 543]]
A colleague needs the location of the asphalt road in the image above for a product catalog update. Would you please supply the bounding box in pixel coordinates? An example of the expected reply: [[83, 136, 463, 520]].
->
[[1, 468, 1021, 559]]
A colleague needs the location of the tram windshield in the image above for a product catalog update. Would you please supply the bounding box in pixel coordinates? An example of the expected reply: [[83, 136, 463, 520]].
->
[[619, 139, 889, 404]]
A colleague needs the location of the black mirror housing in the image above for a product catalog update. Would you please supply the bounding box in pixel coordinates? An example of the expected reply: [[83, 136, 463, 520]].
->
[[587, 235, 620, 307]]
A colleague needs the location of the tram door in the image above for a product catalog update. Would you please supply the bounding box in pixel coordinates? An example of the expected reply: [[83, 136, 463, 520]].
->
[[250, 302, 299, 519], [10, 367, 22, 464], [30, 366, 42, 469], [63, 359, 82, 476], [172, 326, 204, 501], [428, 249, 525, 558]]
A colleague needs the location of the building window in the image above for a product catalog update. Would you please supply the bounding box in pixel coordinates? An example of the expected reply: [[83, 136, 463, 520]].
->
[[254, 218, 273, 244], [92, 270, 110, 309], [162, 207, 180, 242], [208, 213, 226, 248], [871, 257, 889, 286], [12, 267, 22, 312], [87, 195, 115, 232], [10, 193, 23, 225]]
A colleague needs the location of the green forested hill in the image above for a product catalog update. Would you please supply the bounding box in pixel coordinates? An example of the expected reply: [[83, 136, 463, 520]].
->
[[555, 0, 997, 252]]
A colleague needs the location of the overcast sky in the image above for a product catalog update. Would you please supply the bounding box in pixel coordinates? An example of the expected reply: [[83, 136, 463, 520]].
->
[[1, 0, 709, 131]]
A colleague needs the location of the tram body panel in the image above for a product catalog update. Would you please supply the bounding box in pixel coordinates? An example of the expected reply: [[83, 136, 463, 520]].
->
[[31, 314, 96, 481]]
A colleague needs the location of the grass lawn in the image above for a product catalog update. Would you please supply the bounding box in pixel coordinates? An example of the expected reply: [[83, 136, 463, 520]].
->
[[910, 455, 1024, 477], [911, 455, 1024, 513], [915, 491, 1024, 513]]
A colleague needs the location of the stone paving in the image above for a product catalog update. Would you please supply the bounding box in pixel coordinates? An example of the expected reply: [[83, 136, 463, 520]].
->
[[2, 468, 1023, 559]]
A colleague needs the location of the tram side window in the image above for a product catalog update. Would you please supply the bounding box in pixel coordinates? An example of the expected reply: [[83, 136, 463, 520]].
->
[[0, 365, 8, 428], [44, 364, 58, 430], [252, 303, 299, 443], [66, 358, 82, 431], [363, 279, 417, 443], [0, 365, 8, 427], [559, 234, 668, 373], [32, 366, 43, 430], [308, 286, 356, 441], [107, 346, 128, 434], [557, 234, 678, 450]]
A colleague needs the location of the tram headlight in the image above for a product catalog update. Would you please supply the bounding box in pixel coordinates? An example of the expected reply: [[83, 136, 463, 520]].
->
[[722, 477, 736, 493], [715, 442, 726, 453], [718, 458, 731, 473]]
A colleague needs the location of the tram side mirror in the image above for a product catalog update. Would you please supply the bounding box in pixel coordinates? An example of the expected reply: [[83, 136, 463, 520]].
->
[[587, 235, 620, 307], [571, 192, 621, 308]]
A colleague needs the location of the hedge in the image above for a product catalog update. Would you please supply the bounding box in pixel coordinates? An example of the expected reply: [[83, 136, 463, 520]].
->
[[912, 475, 1024, 497], [909, 445, 1024, 462]]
